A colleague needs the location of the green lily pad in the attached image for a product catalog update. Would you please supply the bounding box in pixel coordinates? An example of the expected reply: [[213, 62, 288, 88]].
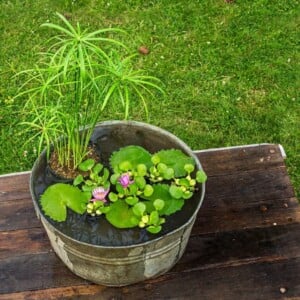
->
[[142, 184, 184, 216], [154, 149, 195, 177], [40, 183, 90, 222], [110, 145, 152, 172], [106, 200, 139, 228]]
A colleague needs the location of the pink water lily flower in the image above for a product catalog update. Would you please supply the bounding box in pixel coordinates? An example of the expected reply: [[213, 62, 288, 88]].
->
[[118, 173, 134, 188], [91, 187, 109, 202]]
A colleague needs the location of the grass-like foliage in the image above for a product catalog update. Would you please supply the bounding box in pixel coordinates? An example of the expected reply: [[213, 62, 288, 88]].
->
[[0, 1, 299, 197], [14, 12, 163, 169]]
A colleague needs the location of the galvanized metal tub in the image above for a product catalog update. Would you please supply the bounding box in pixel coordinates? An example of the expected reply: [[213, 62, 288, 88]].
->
[[30, 121, 205, 286]]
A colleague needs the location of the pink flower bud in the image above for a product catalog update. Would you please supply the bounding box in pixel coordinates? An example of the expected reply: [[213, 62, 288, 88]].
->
[[118, 173, 134, 188]]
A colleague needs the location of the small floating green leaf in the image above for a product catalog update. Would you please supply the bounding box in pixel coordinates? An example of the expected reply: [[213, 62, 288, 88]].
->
[[182, 191, 193, 199], [169, 185, 184, 199], [110, 145, 152, 172], [196, 170, 207, 183], [153, 199, 165, 211], [155, 149, 195, 177], [178, 178, 190, 187], [110, 173, 120, 185], [108, 192, 119, 202], [92, 163, 103, 174], [137, 164, 147, 176], [184, 163, 195, 173], [129, 183, 138, 194], [163, 168, 174, 180], [147, 225, 162, 234], [149, 210, 159, 225], [106, 200, 139, 228], [142, 184, 184, 216], [119, 160, 132, 171], [125, 196, 139, 205], [73, 174, 84, 186], [143, 184, 154, 197], [78, 158, 95, 172], [135, 176, 146, 189], [132, 202, 146, 217], [151, 154, 160, 165], [40, 183, 90, 222]]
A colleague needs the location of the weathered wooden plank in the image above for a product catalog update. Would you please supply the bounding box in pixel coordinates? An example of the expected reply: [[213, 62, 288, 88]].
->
[[1, 257, 299, 300], [177, 223, 300, 273], [193, 197, 300, 234], [119, 257, 300, 300], [190, 163, 297, 234], [2, 202, 299, 263], [203, 166, 295, 205], [0, 167, 296, 233], [0, 199, 39, 232], [0, 252, 88, 294], [0, 144, 285, 203], [0, 144, 298, 299], [0, 285, 107, 300], [0, 173, 30, 202], [1, 223, 299, 295], [195, 144, 285, 176], [0, 228, 50, 260]]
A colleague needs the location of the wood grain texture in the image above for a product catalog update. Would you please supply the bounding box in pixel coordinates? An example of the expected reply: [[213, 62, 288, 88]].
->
[[0, 198, 39, 231], [1, 258, 299, 300], [0, 144, 299, 299], [0, 228, 50, 260], [0, 173, 30, 202], [194, 144, 285, 175]]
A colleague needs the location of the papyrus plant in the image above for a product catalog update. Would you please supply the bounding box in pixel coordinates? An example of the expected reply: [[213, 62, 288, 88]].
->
[[16, 13, 163, 170]]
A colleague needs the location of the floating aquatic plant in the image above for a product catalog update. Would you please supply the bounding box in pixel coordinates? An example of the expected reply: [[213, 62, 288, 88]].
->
[[40, 146, 207, 234]]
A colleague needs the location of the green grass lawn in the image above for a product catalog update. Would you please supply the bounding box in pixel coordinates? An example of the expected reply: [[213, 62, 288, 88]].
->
[[0, 0, 299, 197]]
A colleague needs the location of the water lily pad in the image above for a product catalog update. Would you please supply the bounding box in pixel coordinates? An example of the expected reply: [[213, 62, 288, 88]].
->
[[142, 184, 184, 216], [40, 183, 90, 222], [106, 200, 139, 228], [110, 145, 152, 172], [154, 149, 195, 177]]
